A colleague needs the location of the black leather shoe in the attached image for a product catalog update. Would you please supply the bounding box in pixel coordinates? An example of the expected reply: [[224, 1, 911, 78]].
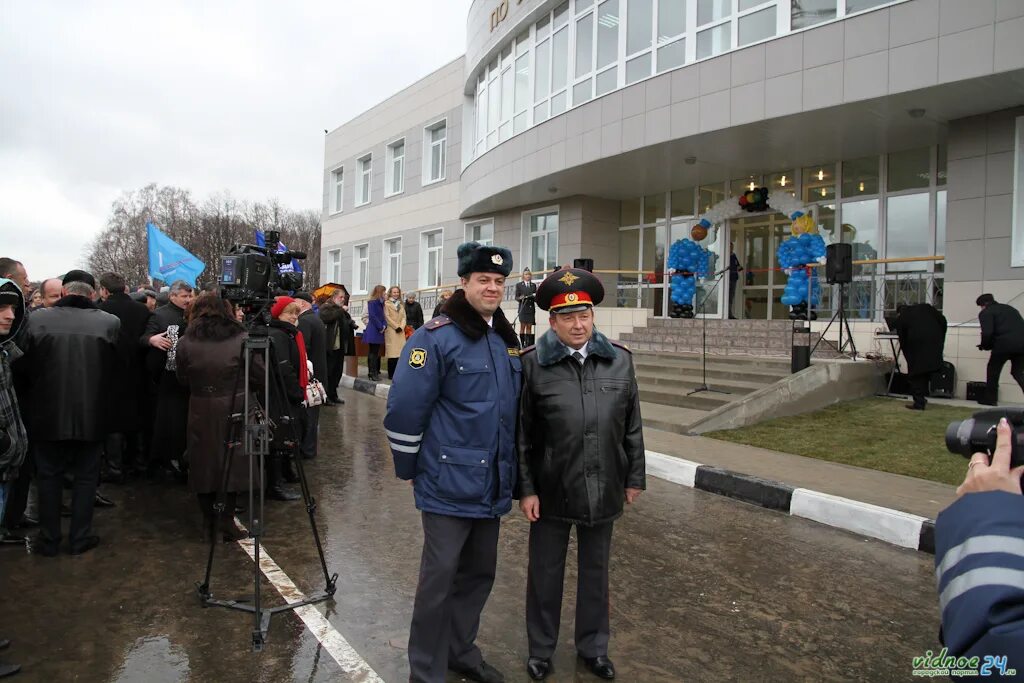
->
[[580, 655, 615, 679], [905, 403, 926, 411], [18, 514, 38, 528], [449, 659, 504, 683], [0, 639, 9, 650], [526, 657, 552, 680], [31, 538, 59, 557], [0, 661, 21, 678], [94, 492, 116, 508], [0, 531, 26, 545], [69, 535, 101, 555]]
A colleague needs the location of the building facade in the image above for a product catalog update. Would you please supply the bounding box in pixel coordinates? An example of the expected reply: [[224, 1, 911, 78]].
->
[[322, 0, 1024, 398]]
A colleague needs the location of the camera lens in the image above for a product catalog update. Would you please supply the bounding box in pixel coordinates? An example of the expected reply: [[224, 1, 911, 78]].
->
[[945, 418, 976, 459]]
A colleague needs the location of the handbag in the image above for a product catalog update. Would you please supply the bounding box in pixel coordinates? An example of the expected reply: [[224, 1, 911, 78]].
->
[[304, 379, 327, 407]]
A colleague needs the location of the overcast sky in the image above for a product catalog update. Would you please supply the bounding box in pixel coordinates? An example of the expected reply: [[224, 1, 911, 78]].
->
[[0, 0, 472, 281]]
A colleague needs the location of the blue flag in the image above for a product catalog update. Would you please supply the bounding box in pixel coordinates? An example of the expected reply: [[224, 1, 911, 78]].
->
[[254, 229, 303, 273], [147, 222, 205, 285]]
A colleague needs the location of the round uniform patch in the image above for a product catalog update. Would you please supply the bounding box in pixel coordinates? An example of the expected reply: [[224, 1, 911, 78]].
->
[[408, 348, 428, 369], [491, 254, 504, 265]]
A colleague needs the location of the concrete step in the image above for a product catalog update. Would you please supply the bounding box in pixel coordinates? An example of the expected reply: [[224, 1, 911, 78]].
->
[[639, 402, 706, 435], [633, 358, 792, 383], [638, 385, 732, 411], [631, 349, 791, 370], [635, 372, 768, 395]]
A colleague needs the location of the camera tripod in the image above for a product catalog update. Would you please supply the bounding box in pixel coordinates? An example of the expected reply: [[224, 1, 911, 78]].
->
[[195, 328, 337, 652]]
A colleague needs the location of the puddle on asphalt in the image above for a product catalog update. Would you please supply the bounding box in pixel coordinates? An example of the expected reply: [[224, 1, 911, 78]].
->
[[112, 636, 190, 683]]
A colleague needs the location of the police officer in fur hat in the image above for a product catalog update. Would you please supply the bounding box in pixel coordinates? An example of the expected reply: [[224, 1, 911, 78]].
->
[[516, 265, 646, 681], [385, 242, 522, 683]]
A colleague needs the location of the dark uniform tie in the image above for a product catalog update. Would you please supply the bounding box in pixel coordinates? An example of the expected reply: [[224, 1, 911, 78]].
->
[[572, 351, 584, 365]]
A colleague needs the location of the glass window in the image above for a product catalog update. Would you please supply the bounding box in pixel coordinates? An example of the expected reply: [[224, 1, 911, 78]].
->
[[802, 165, 835, 202], [551, 90, 568, 116], [732, 176, 760, 194], [597, 0, 620, 69], [658, 0, 686, 42], [488, 76, 500, 130], [766, 170, 795, 196], [552, 27, 569, 92], [528, 211, 559, 273], [383, 238, 402, 286], [644, 193, 667, 223], [657, 39, 686, 72], [573, 79, 593, 105], [816, 203, 837, 245], [886, 193, 930, 271], [936, 190, 947, 255], [596, 67, 618, 95], [738, 6, 776, 46], [422, 231, 443, 288], [426, 123, 446, 183], [627, 0, 653, 55], [536, 14, 551, 40], [846, 0, 888, 13], [841, 199, 879, 275], [626, 53, 652, 84], [516, 31, 530, 56], [888, 148, 931, 192], [357, 155, 372, 205], [387, 141, 404, 195], [698, 0, 731, 26], [354, 244, 369, 293], [515, 53, 530, 112], [554, 1, 570, 28], [697, 22, 731, 59], [476, 89, 488, 143], [577, 0, 594, 10], [621, 197, 642, 225], [842, 156, 879, 197], [501, 67, 514, 122], [534, 101, 549, 123], [331, 168, 344, 213], [329, 249, 341, 282], [791, 0, 837, 29], [466, 221, 494, 246], [576, 11, 594, 78], [535, 39, 551, 100], [739, 0, 766, 9], [699, 183, 726, 213], [671, 188, 696, 217]]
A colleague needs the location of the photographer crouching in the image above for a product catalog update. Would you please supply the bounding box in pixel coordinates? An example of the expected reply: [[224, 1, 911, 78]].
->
[[935, 414, 1024, 676]]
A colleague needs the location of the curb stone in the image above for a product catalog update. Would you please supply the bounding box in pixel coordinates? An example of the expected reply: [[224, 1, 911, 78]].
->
[[342, 375, 936, 554]]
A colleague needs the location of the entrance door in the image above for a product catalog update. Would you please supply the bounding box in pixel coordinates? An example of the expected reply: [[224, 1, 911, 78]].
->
[[730, 214, 790, 320]]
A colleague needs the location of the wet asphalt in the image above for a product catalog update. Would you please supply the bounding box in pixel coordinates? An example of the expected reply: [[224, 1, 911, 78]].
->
[[0, 388, 942, 682]]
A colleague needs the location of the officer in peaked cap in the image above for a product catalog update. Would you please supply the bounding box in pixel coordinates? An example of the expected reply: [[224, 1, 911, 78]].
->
[[385, 241, 522, 683], [516, 264, 645, 681]]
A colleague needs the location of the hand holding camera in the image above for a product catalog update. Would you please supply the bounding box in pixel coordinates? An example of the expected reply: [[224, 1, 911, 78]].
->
[[948, 414, 1024, 497]]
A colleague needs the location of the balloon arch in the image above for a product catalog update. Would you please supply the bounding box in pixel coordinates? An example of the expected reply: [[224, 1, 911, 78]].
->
[[667, 188, 826, 319]]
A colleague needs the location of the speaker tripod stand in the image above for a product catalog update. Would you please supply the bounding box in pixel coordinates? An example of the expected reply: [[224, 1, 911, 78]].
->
[[687, 270, 731, 397], [811, 282, 858, 360]]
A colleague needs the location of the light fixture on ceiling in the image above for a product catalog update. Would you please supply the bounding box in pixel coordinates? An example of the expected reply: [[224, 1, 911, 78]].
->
[[820, 187, 827, 197], [779, 175, 787, 187], [908, 108, 926, 119], [859, 182, 865, 192], [817, 169, 825, 181], [748, 181, 755, 191]]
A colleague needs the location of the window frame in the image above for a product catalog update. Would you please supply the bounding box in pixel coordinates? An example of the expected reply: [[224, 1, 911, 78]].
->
[[465, 219, 495, 246], [382, 236, 403, 288], [420, 228, 445, 288], [353, 243, 370, 294], [1012, 116, 1024, 267], [423, 119, 448, 186], [521, 206, 561, 275], [329, 165, 344, 215], [385, 138, 405, 197], [356, 153, 372, 207], [328, 248, 341, 282]]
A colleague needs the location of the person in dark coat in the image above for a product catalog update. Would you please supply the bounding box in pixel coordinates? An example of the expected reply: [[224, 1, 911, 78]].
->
[[976, 293, 1024, 406], [363, 285, 387, 381], [318, 287, 350, 405], [727, 242, 743, 320], [893, 303, 947, 411], [265, 297, 306, 501], [404, 291, 425, 330], [99, 272, 151, 480], [141, 280, 194, 479], [294, 292, 326, 459], [19, 270, 119, 556], [515, 269, 537, 346], [175, 293, 254, 542], [431, 289, 452, 318], [517, 266, 645, 682]]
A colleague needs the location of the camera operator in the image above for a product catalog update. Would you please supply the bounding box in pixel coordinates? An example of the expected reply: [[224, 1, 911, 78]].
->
[[934, 418, 1024, 672], [265, 297, 305, 501]]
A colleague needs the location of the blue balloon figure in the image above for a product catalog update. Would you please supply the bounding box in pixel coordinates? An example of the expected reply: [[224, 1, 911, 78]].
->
[[776, 227, 826, 320], [668, 236, 710, 318]]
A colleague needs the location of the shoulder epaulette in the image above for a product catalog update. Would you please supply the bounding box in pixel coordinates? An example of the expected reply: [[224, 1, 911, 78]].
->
[[519, 344, 537, 355], [610, 340, 632, 354], [426, 316, 453, 331]]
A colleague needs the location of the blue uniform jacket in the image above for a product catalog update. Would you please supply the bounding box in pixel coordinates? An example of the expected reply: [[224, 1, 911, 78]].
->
[[384, 291, 522, 519], [935, 491, 1024, 678]]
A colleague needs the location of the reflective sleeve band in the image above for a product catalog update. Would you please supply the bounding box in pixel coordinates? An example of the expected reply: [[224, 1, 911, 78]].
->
[[390, 442, 420, 454], [936, 534, 1024, 582], [939, 567, 1024, 612], [385, 429, 423, 443]]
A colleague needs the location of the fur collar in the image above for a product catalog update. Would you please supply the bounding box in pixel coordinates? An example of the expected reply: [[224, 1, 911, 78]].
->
[[443, 289, 520, 348], [54, 295, 97, 310], [535, 328, 617, 367]]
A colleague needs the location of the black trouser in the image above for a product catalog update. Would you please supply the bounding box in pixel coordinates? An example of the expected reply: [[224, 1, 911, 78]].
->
[[908, 372, 930, 408], [387, 357, 398, 379], [367, 343, 382, 379], [326, 349, 344, 401], [728, 278, 738, 318], [986, 351, 1024, 404], [526, 518, 614, 660], [34, 440, 102, 551], [300, 406, 319, 459], [103, 431, 139, 479], [1, 446, 34, 529], [408, 512, 499, 683]]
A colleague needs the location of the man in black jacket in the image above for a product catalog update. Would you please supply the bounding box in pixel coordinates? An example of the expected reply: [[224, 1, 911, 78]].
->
[[141, 280, 193, 478], [99, 272, 151, 480], [893, 303, 947, 410], [516, 267, 645, 681], [318, 288, 351, 405], [976, 293, 1024, 406], [404, 291, 425, 330], [20, 270, 119, 556], [294, 292, 326, 460]]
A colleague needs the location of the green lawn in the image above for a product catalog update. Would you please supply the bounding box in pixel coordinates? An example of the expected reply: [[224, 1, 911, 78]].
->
[[704, 397, 977, 486]]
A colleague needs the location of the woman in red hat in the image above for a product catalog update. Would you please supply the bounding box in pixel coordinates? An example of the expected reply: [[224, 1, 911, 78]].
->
[[265, 296, 307, 501]]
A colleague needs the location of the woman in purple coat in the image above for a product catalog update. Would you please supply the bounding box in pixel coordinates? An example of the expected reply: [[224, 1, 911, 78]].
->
[[364, 285, 387, 381]]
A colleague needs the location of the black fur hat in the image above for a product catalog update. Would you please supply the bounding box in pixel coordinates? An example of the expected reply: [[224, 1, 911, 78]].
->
[[456, 242, 513, 278]]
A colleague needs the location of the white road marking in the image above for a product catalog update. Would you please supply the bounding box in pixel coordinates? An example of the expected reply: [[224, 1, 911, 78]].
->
[[234, 531, 385, 683]]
